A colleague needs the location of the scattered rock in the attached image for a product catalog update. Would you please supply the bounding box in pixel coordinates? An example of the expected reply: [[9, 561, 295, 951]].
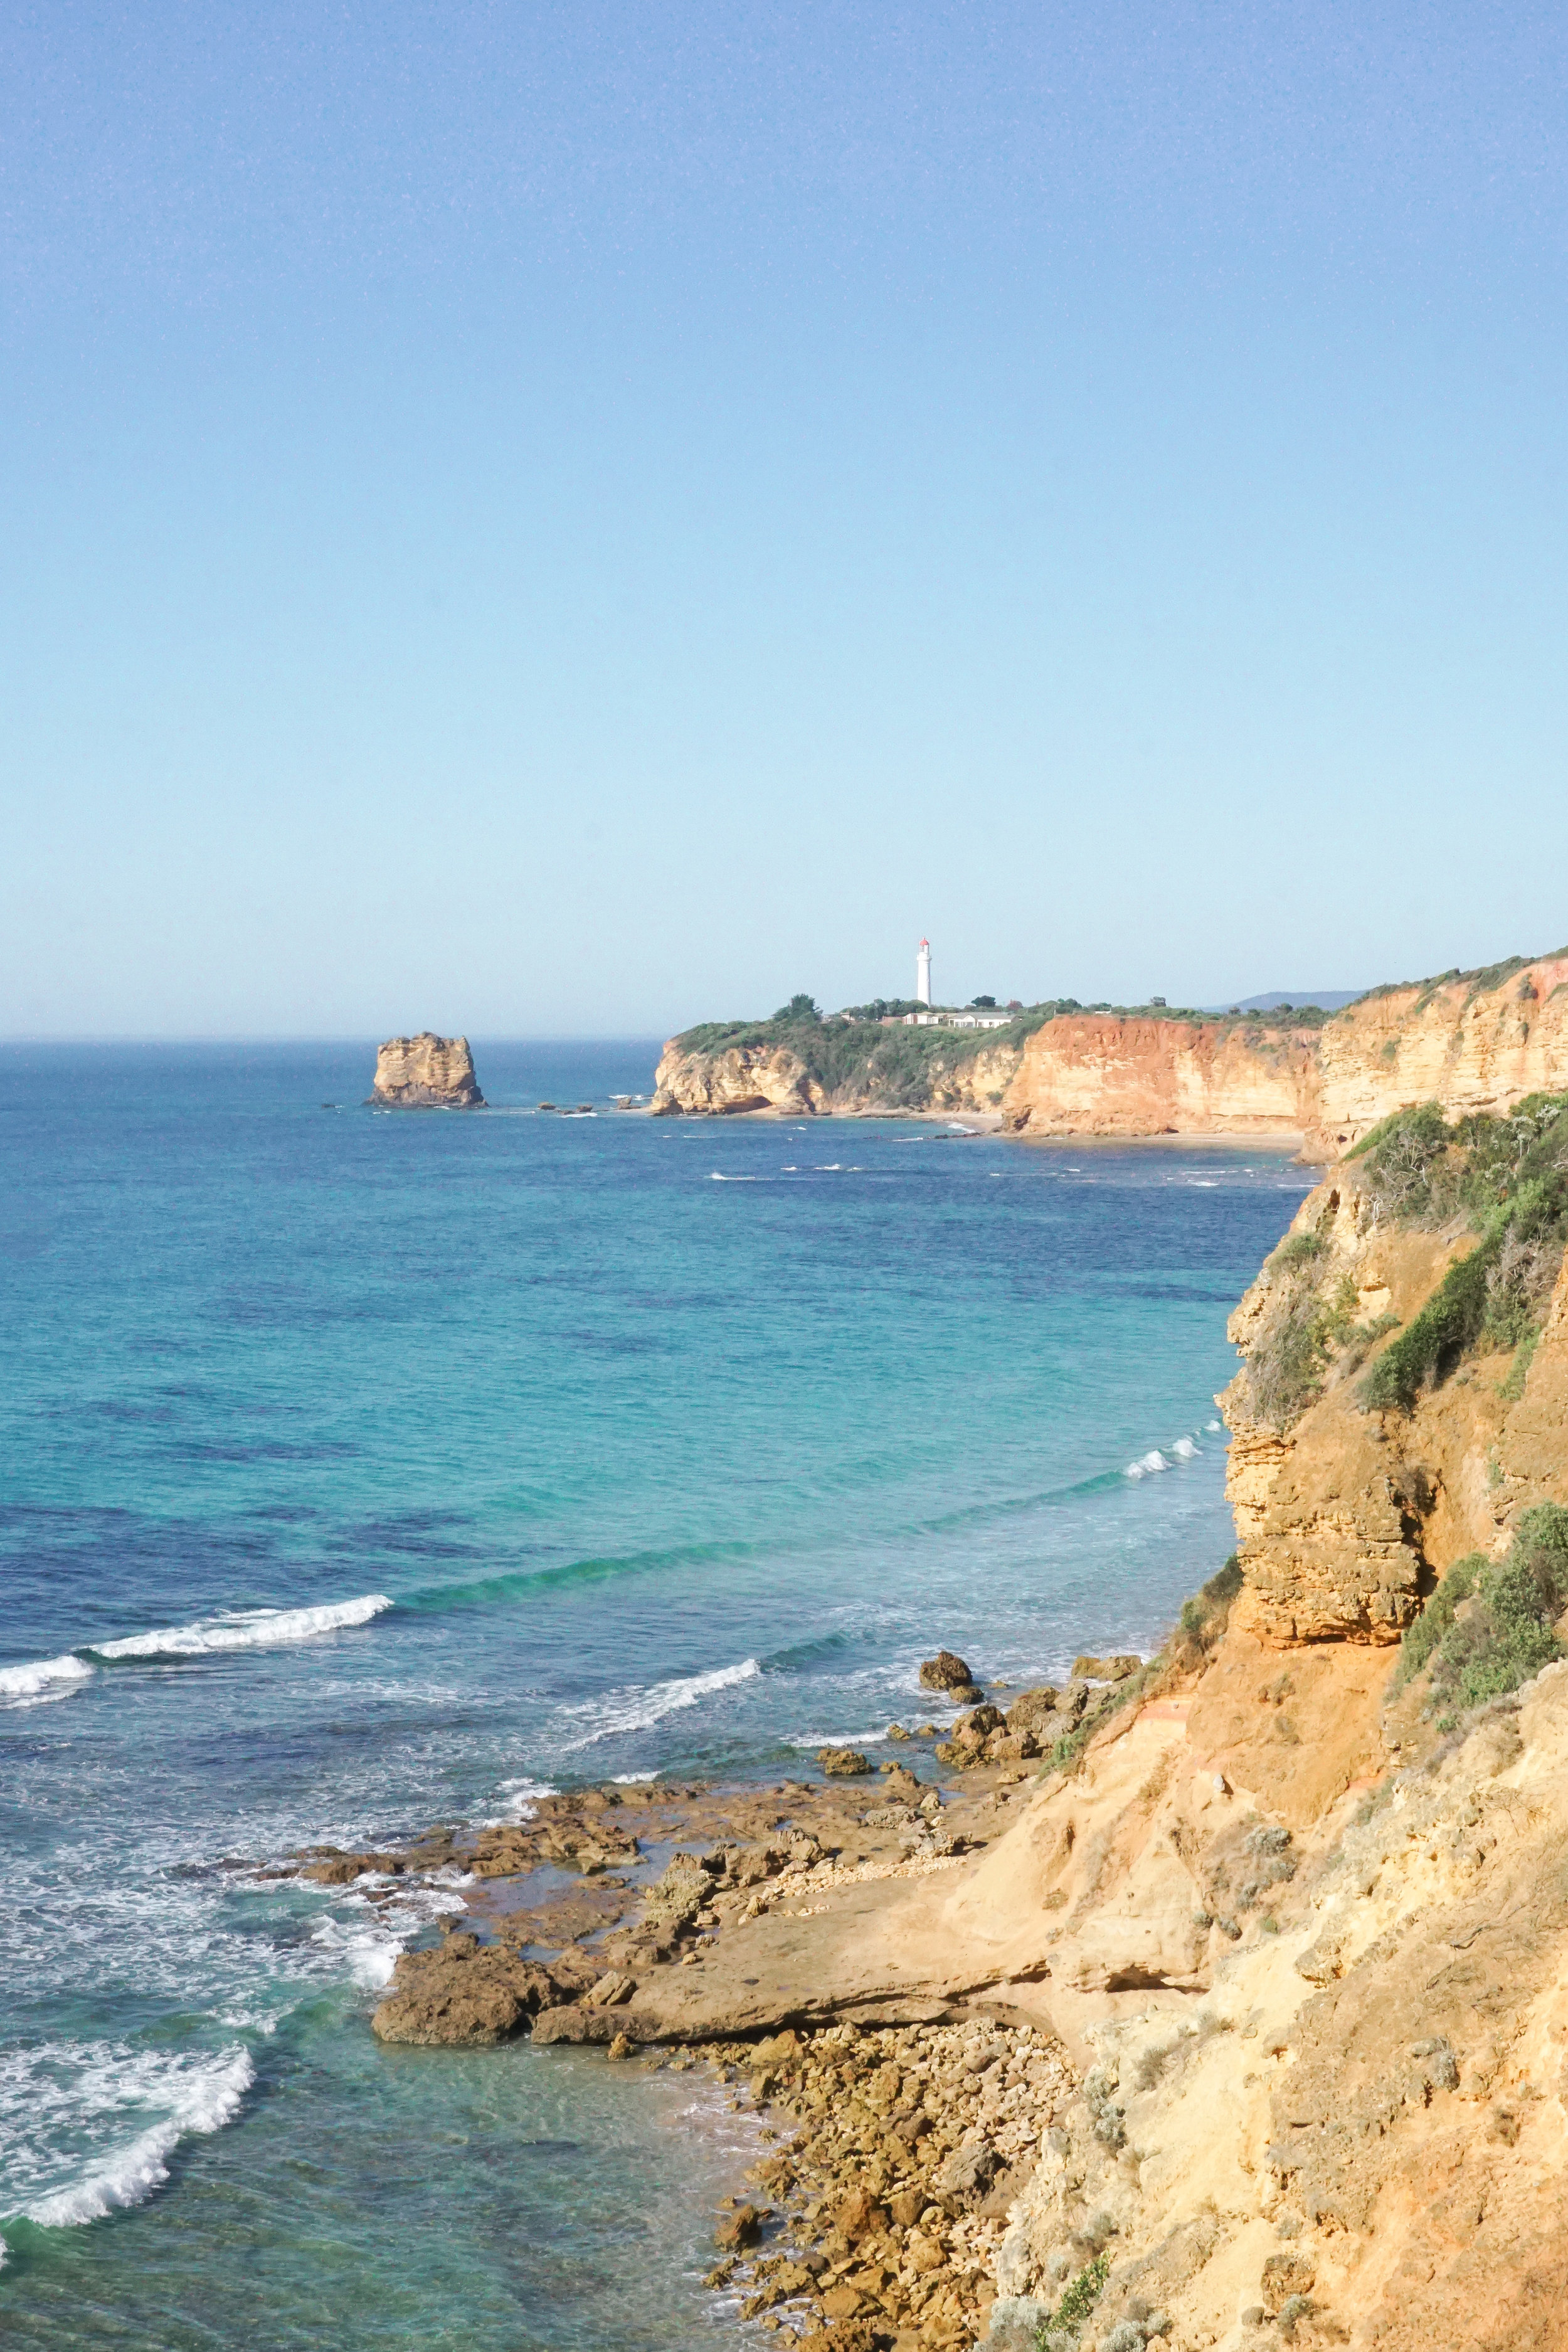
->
[[931, 2137, 1001, 2214], [919, 1651, 977, 1692], [818, 1747, 872, 1777], [1071, 1653, 1140, 1682], [715, 2202, 765, 2250], [606, 2031, 633, 2060]]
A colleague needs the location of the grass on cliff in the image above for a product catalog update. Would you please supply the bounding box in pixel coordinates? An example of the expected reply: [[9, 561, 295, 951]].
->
[[1396, 1505, 1568, 1721], [1349, 1096, 1568, 1412]]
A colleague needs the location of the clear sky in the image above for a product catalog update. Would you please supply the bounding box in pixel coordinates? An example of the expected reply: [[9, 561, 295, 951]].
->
[[4, 4, 1567, 1037]]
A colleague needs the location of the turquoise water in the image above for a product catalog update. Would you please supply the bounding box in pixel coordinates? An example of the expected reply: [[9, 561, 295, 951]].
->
[[0, 1042, 1310, 2342]]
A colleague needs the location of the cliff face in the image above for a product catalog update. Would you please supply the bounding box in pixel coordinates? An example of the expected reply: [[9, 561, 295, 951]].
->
[[650, 1037, 1022, 1116], [1220, 1166, 1568, 1648], [655, 956, 1568, 1136], [1002, 956, 1568, 1146], [1000, 1014, 1313, 1138], [650, 1042, 827, 1116], [368, 1033, 485, 1108]]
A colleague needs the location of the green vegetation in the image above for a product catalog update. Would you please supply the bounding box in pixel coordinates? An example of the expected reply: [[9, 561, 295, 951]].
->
[[1041, 2251, 1110, 2343], [1396, 1507, 1568, 1718], [1350, 1095, 1568, 1412], [1242, 1256, 1362, 1429], [673, 988, 1353, 1112], [1174, 1555, 1244, 1666], [1359, 945, 1568, 1009]]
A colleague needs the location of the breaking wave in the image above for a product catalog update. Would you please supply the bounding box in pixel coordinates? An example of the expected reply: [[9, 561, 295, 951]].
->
[[88, 1595, 392, 1660], [0, 1653, 94, 1709], [3, 2045, 254, 2235], [559, 1658, 761, 1747]]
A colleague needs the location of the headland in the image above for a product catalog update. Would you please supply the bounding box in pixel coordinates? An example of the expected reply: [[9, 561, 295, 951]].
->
[[651, 950, 1568, 1156]]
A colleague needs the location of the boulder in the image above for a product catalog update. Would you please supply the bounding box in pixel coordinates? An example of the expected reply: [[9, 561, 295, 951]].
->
[[370, 1936, 562, 2046], [956, 1704, 1005, 1737], [931, 2138, 1001, 2214], [714, 2202, 765, 2251], [1002, 1687, 1059, 1734], [1071, 1653, 1141, 1682], [919, 1651, 977, 1692], [818, 1747, 872, 1776], [367, 1032, 485, 1108]]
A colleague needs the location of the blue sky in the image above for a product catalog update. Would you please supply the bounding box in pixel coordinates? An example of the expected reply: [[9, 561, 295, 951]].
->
[[4, 3, 1567, 1036]]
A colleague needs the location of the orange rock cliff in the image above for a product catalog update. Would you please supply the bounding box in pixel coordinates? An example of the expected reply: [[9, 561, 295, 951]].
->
[[651, 953, 1568, 1146]]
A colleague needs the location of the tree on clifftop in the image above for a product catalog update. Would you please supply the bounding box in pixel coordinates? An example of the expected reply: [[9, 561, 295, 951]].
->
[[774, 993, 821, 1022]]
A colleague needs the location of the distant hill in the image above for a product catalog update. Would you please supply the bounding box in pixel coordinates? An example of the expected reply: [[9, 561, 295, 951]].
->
[[1219, 988, 1365, 1014]]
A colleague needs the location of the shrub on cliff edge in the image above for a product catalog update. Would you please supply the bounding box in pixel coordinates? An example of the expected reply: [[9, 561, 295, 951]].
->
[[1397, 1507, 1568, 1715]]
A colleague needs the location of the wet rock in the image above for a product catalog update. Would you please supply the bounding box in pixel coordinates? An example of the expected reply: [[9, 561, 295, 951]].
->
[[606, 2031, 633, 2060], [715, 2201, 765, 2250], [919, 1651, 977, 1692], [818, 1747, 872, 1777], [371, 1937, 563, 2046], [956, 1705, 1005, 1739]]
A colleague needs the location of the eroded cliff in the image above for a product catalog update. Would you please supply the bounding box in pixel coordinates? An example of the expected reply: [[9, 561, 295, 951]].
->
[[1001, 955, 1568, 1148]]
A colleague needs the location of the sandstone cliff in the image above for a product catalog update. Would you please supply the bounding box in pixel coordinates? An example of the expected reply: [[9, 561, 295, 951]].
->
[[368, 1032, 485, 1108], [650, 1036, 1021, 1117], [1001, 954, 1568, 1148]]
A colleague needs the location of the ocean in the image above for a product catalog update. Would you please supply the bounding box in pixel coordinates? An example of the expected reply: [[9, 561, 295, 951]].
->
[[0, 1042, 1310, 2346]]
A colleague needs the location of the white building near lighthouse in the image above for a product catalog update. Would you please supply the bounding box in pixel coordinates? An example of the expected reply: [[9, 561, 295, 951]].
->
[[916, 938, 932, 1005]]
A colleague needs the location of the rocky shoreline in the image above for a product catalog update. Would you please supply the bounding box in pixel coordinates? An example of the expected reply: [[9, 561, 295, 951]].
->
[[285, 1650, 1154, 2348]]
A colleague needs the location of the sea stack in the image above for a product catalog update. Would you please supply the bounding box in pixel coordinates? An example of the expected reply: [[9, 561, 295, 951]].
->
[[368, 1034, 486, 1108]]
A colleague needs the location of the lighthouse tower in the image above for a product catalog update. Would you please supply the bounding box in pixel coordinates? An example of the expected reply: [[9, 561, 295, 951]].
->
[[916, 938, 932, 1006]]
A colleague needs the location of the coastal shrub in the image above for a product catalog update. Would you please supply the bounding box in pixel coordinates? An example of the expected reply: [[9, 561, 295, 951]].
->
[[1399, 1507, 1568, 1712], [1174, 1555, 1244, 1665], [1043, 2251, 1110, 2340], [1360, 1244, 1495, 1411], [1269, 1228, 1328, 1273], [1244, 1266, 1357, 1429]]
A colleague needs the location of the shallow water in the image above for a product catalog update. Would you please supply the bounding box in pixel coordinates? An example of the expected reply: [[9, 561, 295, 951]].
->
[[0, 1041, 1310, 2337]]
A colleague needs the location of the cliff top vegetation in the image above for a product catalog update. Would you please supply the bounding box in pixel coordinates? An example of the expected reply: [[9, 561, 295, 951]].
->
[[672, 994, 1345, 1067]]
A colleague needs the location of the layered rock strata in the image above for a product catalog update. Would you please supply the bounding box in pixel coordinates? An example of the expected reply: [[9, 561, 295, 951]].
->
[[368, 1032, 485, 1107], [1002, 955, 1568, 1148]]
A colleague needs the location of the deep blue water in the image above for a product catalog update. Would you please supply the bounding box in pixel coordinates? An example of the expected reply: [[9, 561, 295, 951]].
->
[[0, 1042, 1310, 2343]]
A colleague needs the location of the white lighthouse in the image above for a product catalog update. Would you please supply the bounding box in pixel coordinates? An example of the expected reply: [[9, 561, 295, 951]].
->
[[916, 937, 931, 1006]]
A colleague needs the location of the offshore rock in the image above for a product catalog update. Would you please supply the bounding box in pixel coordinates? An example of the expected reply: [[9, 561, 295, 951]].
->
[[919, 1651, 976, 1692], [368, 1032, 485, 1108]]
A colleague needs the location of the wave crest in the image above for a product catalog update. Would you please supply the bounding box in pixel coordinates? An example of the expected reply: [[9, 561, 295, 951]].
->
[[88, 1595, 392, 1660], [561, 1657, 760, 1747], [0, 1654, 94, 1708]]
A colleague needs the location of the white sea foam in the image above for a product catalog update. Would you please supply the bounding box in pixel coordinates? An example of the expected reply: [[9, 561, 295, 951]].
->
[[88, 1594, 392, 1660], [612, 1771, 659, 1783], [3, 2045, 254, 2232], [1170, 1436, 1198, 1459], [0, 1653, 94, 1708], [561, 1657, 760, 1747], [709, 1173, 760, 1182], [481, 1777, 558, 1825], [1206, 1419, 1222, 1431], [1124, 1449, 1169, 1478]]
